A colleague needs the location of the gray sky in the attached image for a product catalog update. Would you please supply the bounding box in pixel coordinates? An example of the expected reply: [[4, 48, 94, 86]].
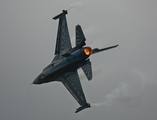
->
[[1, 0, 157, 120]]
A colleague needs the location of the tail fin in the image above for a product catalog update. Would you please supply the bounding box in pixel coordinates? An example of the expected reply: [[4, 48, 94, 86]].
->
[[81, 59, 92, 81], [76, 25, 86, 48], [92, 45, 119, 54]]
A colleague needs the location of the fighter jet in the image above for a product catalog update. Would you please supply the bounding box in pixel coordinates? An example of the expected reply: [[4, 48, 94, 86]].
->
[[33, 10, 118, 113]]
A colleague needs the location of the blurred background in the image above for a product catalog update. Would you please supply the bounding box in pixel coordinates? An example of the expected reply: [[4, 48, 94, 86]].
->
[[0, 0, 157, 120]]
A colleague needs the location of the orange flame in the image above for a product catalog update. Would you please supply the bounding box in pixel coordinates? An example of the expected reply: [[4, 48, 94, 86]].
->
[[83, 47, 92, 56]]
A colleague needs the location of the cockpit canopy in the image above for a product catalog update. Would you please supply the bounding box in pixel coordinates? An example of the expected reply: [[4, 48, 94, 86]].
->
[[43, 63, 53, 71]]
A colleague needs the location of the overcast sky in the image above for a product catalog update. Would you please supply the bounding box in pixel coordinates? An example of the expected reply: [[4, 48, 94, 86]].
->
[[1, 0, 157, 120]]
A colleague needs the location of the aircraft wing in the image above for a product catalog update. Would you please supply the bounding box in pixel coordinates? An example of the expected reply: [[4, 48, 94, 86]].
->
[[53, 10, 72, 56], [59, 70, 90, 113]]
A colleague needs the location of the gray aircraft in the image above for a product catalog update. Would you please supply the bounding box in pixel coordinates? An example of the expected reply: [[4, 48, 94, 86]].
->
[[33, 10, 118, 113]]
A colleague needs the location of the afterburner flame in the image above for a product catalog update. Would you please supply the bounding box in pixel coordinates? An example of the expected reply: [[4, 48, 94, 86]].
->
[[83, 47, 92, 56]]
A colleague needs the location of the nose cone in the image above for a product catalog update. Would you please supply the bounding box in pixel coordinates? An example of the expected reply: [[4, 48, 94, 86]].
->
[[32, 74, 41, 84], [32, 73, 45, 85], [32, 77, 40, 84]]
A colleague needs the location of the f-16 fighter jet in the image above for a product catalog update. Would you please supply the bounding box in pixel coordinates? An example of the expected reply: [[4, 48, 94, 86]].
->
[[33, 10, 118, 113]]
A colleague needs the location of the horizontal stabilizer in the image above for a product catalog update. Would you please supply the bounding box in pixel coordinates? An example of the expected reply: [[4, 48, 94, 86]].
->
[[81, 59, 92, 81], [92, 45, 119, 54], [76, 25, 86, 48], [53, 10, 68, 20], [75, 103, 91, 113]]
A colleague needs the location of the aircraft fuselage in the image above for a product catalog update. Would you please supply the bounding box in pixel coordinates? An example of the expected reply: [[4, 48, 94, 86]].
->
[[33, 47, 92, 84]]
